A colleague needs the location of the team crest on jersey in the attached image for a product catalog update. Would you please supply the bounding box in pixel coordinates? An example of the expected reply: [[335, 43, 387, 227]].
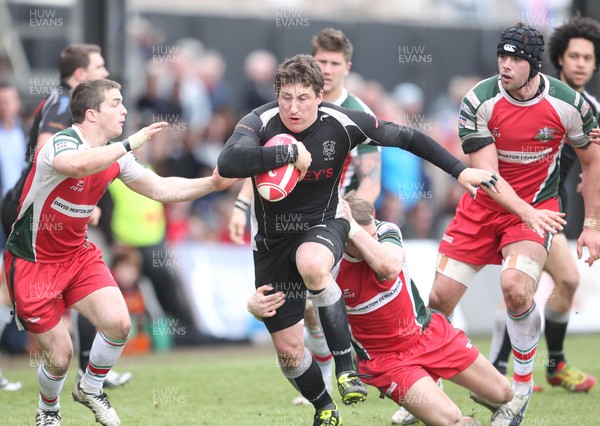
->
[[492, 127, 501, 139], [323, 140, 335, 160], [533, 127, 558, 142]]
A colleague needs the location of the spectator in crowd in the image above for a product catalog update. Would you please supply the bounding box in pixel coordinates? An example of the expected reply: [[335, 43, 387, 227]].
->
[[0, 82, 27, 245], [111, 249, 153, 356], [376, 82, 434, 238], [140, 37, 212, 181], [0, 82, 28, 390], [242, 49, 278, 112], [0, 54, 16, 86]]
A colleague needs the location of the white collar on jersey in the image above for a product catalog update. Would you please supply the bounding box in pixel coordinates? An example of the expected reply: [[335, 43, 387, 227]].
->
[[70, 125, 92, 148], [331, 88, 349, 106]]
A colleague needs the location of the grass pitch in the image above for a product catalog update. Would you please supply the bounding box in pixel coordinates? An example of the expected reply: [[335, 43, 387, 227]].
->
[[1, 334, 599, 425]]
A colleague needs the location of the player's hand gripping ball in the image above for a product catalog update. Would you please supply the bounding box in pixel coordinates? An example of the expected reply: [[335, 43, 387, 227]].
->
[[255, 134, 301, 202]]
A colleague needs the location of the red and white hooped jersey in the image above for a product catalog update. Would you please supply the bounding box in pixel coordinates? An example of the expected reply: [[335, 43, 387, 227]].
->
[[6, 126, 146, 263]]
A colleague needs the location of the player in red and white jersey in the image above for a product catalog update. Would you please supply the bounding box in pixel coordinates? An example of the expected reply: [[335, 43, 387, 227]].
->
[[7, 124, 142, 262], [0, 44, 137, 394], [248, 193, 515, 426], [338, 219, 429, 360], [1, 44, 108, 236], [3, 79, 234, 426], [427, 23, 600, 425], [489, 15, 600, 394]]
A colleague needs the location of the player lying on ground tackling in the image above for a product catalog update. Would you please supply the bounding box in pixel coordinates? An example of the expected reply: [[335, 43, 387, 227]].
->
[[248, 192, 528, 426]]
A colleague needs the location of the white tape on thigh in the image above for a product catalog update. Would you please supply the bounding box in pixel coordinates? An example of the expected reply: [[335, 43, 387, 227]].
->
[[436, 254, 477, 286], [502, 254, 542, 283]]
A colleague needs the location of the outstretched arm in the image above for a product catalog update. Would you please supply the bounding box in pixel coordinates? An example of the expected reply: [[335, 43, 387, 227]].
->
[[52, 122, 166, 179], [348, 110, 500, 196], [229, 178, 254, 244], [126, 167, 236, 203]]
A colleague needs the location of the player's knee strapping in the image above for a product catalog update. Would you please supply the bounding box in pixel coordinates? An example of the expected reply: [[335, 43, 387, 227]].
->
[[435, 254, 477, 286], [502, 254, 542, 283]]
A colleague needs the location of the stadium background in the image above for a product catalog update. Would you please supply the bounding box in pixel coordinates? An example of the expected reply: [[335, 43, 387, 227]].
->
[[1, 0, 599, 369]]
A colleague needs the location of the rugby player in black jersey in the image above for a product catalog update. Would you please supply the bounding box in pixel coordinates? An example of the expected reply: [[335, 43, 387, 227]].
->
[[218, 54, 499, 426]]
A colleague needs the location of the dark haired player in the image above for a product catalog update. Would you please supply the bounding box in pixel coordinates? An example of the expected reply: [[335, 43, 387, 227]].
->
[[218, 53, 500, 425], [427, 23, 600, 424], [489, 15, 600, 394]]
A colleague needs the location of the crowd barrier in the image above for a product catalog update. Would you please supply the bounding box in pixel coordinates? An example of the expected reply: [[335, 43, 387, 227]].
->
[[176, 241, 600, 340]]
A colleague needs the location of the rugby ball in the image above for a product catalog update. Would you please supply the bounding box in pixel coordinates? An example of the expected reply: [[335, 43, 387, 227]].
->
[[255, 134, 301, 202]]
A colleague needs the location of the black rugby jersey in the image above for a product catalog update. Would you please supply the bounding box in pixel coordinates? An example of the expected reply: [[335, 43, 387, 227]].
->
[[218, 101, 466, 247], [2, 82, 73, 233], [559, 90, 600, 187]]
